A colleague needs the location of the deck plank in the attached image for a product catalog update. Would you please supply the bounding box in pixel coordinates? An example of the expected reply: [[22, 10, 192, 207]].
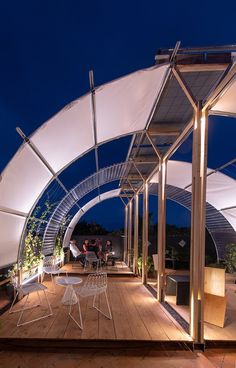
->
[[0, 276, 191, 343]]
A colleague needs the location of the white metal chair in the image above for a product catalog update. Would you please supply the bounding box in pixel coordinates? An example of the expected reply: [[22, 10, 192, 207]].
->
[[42, 256, 66, 293], [9, 280, 53, 327], [84, 251, 101, 271], [71, 272, 112, 329]]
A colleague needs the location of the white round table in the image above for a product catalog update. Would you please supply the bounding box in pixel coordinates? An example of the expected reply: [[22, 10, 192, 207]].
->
[[56, 276, 82, 305]]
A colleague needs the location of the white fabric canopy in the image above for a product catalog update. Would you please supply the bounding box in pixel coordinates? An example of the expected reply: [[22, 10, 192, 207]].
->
[[211, 78, 236, 116], [151, 160, 236, 230], [31, 94, 94, 172], [0, 212, 26, 266], [31, 64, 168, 174], [63, 189, 120, 247], [0, 144, 53, 214], [0, 64, 168, 267], [95, 66, 168, 143]]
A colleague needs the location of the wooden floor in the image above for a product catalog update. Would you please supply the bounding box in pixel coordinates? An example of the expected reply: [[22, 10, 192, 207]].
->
[[0, 276, 191, 342], [60, 261, 133, 275]]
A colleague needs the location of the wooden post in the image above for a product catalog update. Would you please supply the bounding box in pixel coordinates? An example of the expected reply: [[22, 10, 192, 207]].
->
[[124, 205, 128, 264], [128, 200, 133, 268], [133, 193, 139, 274], [190, 103, 208, 344], [142, 182, 149, 284], [157, 159, 167, 302]]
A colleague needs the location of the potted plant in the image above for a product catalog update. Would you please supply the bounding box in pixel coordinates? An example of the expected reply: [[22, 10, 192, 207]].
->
[[137, 256, 142, 276]]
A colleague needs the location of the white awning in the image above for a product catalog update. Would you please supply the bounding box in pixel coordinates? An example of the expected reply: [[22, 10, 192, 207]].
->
[[211, 78, 236, 116], [151, 160, 236, 230], [0, 64, 168, 267]]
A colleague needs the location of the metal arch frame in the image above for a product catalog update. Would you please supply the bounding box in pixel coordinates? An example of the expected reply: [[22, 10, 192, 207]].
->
[[51, 180, 235, 262], [148, 183, 236, 261], [41, 162, 131, 254], [37, 162, 236, 261], [14, 58, 236, 261]]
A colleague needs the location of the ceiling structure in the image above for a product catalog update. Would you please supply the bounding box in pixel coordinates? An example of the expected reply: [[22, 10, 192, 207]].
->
[[1, 44, 236, 268]]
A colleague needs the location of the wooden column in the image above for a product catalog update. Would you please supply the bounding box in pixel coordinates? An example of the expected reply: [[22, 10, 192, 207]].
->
[[124, 205, 128, 264], [157, 159, 167, 302], [128, 200, 133, 267], [142, 182, 149, 284], [190, 103, 208, 344], [133, 193, 139, 274]]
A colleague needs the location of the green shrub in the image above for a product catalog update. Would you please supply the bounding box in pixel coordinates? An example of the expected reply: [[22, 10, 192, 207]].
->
[[224, 244, 236, 273]]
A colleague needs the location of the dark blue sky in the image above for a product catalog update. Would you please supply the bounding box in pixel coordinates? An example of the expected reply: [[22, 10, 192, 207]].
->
[[1, 0, 236, 230]]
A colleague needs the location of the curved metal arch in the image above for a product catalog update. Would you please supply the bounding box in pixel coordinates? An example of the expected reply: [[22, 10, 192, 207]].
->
[[21, 159, 236, 259], [43, 176, 236, 261], [149, 183, 236, 260], [63, 188, 121, 248], [63, 183, 230, 261], [42, 162, 131, 254]]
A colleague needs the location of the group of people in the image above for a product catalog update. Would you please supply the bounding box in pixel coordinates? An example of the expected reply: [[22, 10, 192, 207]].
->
[[69, 238, 113, 266]]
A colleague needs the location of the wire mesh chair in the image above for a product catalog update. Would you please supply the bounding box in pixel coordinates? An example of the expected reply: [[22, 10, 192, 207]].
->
[[84, 251, 101, 271], [71, 272, 112, 329], [9, 276, 53, 327], [42, 256, 66, 293]]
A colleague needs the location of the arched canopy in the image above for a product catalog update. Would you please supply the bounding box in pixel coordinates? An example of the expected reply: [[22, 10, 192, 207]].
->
[[40, 160, 236, 261], [1, 48, 236, 268], [0, 64, 168, 266]]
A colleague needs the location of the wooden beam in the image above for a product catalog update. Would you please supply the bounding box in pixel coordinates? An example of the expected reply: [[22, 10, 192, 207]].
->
[[121, 185, 135, 195], [163, 118, 194, 161], [178, 63, 228, 73], [133, 193, 139, 275], [128, 200, 133, 268], [126, 174, 147, 180], [123, 206, 128, 264], [148, 125, 181, 136], [120, 193, 133, 198], [172, 67, 197, 110], [133, 156, 157, 163], [146, 132, 162, 160], [157, 159, 167, 302], [190, 104, 208, 344], [142, 182, 149, 284]]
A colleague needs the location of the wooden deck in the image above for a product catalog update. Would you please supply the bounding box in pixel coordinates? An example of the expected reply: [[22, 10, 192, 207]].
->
[[60, 261, 134, 275], [0, 276, 191, 344]]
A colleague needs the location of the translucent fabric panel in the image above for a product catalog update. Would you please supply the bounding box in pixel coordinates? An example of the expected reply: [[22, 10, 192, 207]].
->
[[151, 160, 193, 188], [96, 65, 169, 143], [221, 208, 236, 231], [206, 171, 236, 210], [211, 78, 236, 115], [0, 144, 53, 214], [0, 212, 25, 267], [31, 94, 94, 173], [63, 189, 121, 246], [151, 160, 214, 192]]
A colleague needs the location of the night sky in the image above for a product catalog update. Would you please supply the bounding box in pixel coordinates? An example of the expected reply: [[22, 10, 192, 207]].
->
[[1, 1, 236, 230]]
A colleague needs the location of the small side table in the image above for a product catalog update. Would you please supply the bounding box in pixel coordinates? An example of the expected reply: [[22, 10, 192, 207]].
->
[[56, 276, 82, 305], [56, 276, 83, 329]]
